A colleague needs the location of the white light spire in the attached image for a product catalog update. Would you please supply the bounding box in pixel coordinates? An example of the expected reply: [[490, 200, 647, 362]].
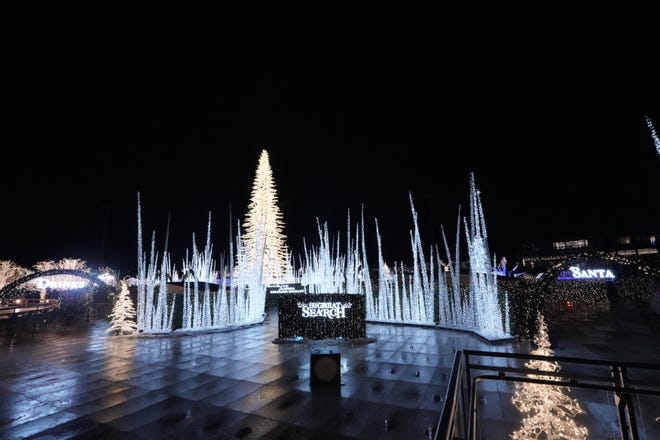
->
[[645, 115, 660, 156]]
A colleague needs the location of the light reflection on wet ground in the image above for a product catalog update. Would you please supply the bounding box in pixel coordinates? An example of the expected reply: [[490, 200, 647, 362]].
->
[[0, 303, 659, 439]]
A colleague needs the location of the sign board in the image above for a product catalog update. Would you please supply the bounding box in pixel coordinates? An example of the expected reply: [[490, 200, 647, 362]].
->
[[267, 283, 307, 294], [32, 278, 89, 290], [557, 266, 616, 281], [278, 294, 366, 340]]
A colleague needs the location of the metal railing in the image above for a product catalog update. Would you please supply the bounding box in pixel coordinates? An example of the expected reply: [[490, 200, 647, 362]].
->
[[0, 298, 61, 318], [435, 350, 660, 440]]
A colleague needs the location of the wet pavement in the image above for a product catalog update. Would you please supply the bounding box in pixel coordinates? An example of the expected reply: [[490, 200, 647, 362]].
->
[[0, 302, 659, 439]]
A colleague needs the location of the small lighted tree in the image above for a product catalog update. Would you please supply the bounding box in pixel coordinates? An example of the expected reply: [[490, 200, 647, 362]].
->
[[107, 279, 137, 335], [510, 312, 588, 439]]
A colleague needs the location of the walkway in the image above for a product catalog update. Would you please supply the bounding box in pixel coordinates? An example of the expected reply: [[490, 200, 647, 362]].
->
[[1, 302, 659, 439]]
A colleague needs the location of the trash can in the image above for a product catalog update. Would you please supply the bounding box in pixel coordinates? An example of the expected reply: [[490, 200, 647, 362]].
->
[[310, 345, 341, 388]]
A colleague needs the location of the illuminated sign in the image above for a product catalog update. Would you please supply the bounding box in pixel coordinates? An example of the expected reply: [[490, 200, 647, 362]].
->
[[557, 266, 616, 281], [32, 278, 89, 290], [298, 301, 352, 319], [267, 283, 306, 294], [31, 273, 116, 290], [278, 294, 366, 340]]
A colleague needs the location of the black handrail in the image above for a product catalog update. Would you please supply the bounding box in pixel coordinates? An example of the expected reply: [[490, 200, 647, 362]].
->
[[434, 351, 466, 440], [435, 350, 660, 440]]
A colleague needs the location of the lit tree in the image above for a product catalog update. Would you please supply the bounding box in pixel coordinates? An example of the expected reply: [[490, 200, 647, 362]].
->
[[241, 149, 288, 282], [97, 266, 119, 282], [107, 279, 137, 335], [33, 258, 89, 272], [510, 312, 588, 439], [0, 260, 31, 290]]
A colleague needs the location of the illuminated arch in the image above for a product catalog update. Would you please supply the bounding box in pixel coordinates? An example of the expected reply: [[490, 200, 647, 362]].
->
[[0, 269, 116, 299]]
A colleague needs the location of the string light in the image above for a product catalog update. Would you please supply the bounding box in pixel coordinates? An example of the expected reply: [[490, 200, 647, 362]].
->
[[107, 278, 137, 335], [511, 312, 589, 439]]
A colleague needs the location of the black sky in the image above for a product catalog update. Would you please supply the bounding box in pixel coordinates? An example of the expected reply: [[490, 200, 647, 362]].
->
[[3, 6, 659, 276]]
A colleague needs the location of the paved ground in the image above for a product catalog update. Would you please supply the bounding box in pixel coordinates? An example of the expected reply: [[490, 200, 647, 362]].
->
[[0, 301, 659, 439]]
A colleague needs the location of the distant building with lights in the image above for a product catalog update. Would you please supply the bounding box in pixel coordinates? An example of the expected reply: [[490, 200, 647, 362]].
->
[[510, 229, 659, 276]]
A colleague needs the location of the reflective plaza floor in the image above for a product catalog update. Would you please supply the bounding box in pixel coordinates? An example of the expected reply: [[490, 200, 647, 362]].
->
[[1, 302, 659, 439]]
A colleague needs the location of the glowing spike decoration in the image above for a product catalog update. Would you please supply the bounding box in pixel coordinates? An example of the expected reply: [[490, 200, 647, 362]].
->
[[645, 115, 660, 156], [132, 149, 510, 342]]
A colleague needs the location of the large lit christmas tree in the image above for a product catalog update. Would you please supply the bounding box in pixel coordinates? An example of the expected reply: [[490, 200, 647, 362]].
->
[[510, 312, 588, 439], [107, 279, 138, 335], [241, 149, 288, 283]]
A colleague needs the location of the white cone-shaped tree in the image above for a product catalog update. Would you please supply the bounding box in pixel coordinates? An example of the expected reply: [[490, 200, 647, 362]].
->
[[510, 312, 588, 439], [241, 149, 288, 283], [107, 279, 138, 335]]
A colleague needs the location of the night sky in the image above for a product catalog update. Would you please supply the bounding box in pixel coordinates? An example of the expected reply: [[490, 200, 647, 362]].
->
[[3, 7, 659, 276]]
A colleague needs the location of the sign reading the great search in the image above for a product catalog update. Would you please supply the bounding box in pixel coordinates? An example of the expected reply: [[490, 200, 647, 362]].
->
[[278, 294, 366, 340], [298, 301, 352, 319]]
